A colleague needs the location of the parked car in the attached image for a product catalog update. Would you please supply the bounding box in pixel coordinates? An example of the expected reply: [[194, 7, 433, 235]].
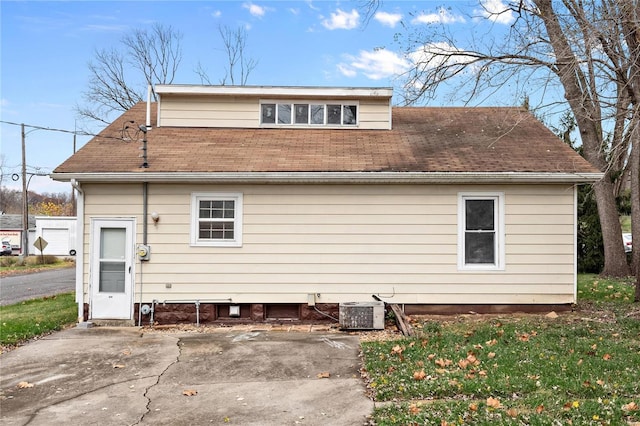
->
[[1, 240, 12, 256], [623, 233, 632, 253]]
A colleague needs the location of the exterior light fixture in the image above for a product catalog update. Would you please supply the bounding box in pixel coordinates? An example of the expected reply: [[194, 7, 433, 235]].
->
[[151, 211, 159, 223]]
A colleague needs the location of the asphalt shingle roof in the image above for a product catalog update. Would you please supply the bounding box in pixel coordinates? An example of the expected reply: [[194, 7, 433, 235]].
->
[[54, 102, 599, 175]]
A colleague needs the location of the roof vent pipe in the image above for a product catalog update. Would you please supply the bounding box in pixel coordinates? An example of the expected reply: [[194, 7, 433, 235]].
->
[[146, 85, 152, 128]]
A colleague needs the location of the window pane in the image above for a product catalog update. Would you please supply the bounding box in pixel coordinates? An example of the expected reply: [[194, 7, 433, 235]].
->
[[99, 261, 125, 292], [294, 104, 309, 124], [277, 104, 291, 124], [199, 222, 234, 240], [343, 105, 357, 124], [327, 104, 341, 124], [223, 200, 235, 218], [466, 199, 494, 230], [310, 104, 324, 124], [199, 200, 235, 219], [261, 104, 275, 124], [465, 232, 495, 264], [100, 228, 125, 259]]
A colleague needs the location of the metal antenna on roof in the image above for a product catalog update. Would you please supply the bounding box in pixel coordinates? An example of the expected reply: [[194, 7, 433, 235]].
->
[[122, 120, 136, 141], [139, 125, 149, 168]]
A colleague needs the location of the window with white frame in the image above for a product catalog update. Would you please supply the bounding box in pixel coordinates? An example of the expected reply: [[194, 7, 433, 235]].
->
[[190, 193, 243, 247], [458, 193, 504, 270], [260, 101, 358, 126]]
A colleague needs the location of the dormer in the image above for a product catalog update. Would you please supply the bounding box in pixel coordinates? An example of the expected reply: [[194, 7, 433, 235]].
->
[[155, 85, 393, 130]]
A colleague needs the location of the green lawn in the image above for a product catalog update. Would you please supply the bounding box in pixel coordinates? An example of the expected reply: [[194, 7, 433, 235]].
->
[[363, 275, 640, 425], [0, 292, 77, 348]]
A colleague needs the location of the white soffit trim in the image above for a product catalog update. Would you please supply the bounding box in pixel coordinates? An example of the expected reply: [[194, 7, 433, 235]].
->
[[155, 84, 393, 98], [51, 171, 604, 184]]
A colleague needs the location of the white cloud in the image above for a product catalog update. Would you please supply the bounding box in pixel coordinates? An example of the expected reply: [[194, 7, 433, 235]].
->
[[243, 2, 267, 18], [338, 49, 411, 80], [80, 24, 129, 32], [306, 0, 320, 12], [412, 7, 465, 25], [211, 10, 222, 18], [322, 9, 360, 30], [374, 11, 402, 28], [337, 64, 357, 78], [475, 0, 516, 25]]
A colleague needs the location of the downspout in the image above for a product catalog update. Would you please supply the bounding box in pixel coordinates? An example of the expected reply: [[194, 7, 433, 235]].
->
[[138, 181, 148, 326], [143, 182, 148, 245], [70, 179, 84, 323]]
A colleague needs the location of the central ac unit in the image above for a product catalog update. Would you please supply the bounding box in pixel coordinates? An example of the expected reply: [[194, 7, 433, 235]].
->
[[339, 301, 385, 330]]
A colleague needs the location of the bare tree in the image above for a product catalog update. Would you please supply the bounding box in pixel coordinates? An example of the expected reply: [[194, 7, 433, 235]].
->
[[375, 0, 637, 278], [77, 23, 182, 126], [0, 154, 6, 189], [196, 25, 257, 86]]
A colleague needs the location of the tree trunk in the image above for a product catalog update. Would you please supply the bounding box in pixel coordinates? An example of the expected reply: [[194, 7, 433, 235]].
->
[[593, 175, 631, 277], [535, 0, 630, 277], [630, 128, 640, 300]]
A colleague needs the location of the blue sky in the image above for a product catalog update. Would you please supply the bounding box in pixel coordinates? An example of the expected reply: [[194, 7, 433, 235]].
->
[[1, 0, 519, 195]]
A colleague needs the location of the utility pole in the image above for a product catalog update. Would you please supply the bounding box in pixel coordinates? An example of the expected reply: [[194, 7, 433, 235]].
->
[[21, 123, 28, 257]]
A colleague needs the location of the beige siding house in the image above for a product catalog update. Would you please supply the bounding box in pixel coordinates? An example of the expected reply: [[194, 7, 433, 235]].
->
[[52, 85, 602, 325]]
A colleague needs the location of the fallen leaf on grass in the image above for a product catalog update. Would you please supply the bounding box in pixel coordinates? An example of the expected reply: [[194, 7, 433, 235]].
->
[[487, 397, 501, 409], [506, 408, 518, 418], [622, 401, 638, 412], [602, 353, 612, 360], [409, 403, 421, 414], [466, 354, 480, 365], [435, 358, 453, 367], [17, 381, 34, 389], [391, 345, 404, 355], [536, 405, 545, 414], [317, 372, 331, 379], [563, 401, 580, 410], [413, 370, 426, 380], [469, 403, 478, 411], [182, 389, 198, 396]]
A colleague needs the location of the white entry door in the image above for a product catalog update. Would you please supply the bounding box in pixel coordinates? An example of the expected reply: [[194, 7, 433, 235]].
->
[[90, 219, 134, 319]]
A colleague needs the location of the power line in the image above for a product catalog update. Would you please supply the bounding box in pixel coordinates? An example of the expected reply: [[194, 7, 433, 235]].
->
[[0, 120, 89, 136], [0, 120, 125, 141]]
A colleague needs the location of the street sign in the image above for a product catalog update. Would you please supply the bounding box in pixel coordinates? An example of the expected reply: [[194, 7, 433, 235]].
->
[[34, 236, 48, 252]]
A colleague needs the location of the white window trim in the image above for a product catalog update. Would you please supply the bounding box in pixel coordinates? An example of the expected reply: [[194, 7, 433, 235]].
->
[[457, 192, 505, 271], [259, 100, 359, 127], [190, 192, 243, 247]]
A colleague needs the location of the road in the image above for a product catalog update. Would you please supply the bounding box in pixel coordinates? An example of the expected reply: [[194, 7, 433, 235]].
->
[[0, 268, 75, 306]]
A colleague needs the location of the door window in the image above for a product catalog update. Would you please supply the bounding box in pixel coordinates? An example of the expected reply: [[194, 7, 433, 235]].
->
[[99, 228, 126, 292]]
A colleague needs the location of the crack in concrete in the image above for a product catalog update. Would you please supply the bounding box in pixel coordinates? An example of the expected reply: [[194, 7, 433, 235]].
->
[[23, 375, 158, 426], [134, 336, 182, 425]]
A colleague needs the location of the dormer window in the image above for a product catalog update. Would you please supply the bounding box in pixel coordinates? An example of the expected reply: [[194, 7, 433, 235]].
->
[[261, 101, 358, 126]]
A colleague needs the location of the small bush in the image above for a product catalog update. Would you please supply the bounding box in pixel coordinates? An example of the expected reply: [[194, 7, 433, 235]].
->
[[0, 256, 17, 267], [26, 255, 59, 266]]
